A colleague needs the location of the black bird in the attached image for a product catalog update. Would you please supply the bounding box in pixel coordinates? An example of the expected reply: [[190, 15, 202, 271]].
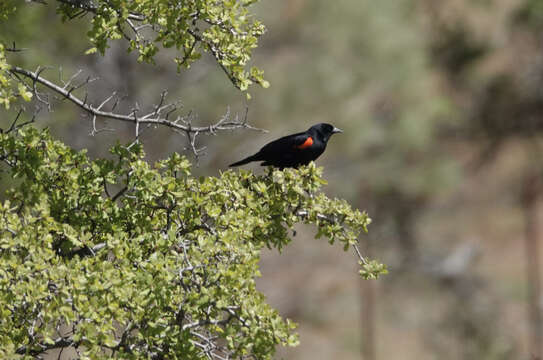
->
[[229, 123, 343, 169]]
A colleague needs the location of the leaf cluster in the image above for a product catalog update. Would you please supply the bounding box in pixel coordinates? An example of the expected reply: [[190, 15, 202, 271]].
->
[[0, 127, 378, 359], [0, 0, 15, 21], [56, 0, 268, 91], [0, 43, 33, 110]]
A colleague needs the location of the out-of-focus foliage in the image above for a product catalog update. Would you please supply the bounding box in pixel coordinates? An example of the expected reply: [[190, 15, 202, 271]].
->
[[219, 0, 459, 201], [214, 0, 461, 266], [515, 0, 543, 29], [0, 127, 375, 358], [222, 1, 532, 358], [0, 0, 15, 20]]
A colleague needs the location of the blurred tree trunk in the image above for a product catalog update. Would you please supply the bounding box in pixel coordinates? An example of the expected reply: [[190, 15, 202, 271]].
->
[[521, 172, 542, 359], [361, 238, 376, 360]]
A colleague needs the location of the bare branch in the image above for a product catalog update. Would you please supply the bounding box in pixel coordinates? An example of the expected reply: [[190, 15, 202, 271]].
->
[[7, 109, 24, 132], [25, 0, 47, 5], [61, 69, 83, 89], [353, 243, 369, 265], [56, 0, 145, 21], [10, 66, 266, 155], [187, 29, 241, 90], [5, 41, 27, 52], [2, 107, 39, 134], [16, 337, 76, 356], [182, 316, 232, 331]]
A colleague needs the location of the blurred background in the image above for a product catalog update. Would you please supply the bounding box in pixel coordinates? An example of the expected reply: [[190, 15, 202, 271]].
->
[[2, 0, 543, 359]]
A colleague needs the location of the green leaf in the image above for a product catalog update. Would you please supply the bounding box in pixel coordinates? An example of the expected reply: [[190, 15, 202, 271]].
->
[[85, 47, 98, 55]]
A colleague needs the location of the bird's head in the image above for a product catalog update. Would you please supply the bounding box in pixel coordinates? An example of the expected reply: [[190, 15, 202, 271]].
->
[[309, 123, 343, 142]]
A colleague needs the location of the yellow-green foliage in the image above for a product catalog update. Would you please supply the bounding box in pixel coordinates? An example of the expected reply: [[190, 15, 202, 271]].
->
[[0, 44, 15, 109], [57, 0, 268, 91], [0, 0, 15, 20], [0, 128, 379, 359], [0, 2, 18, 109], [0, 2, 383, 358], [0, 43, 33, 109]]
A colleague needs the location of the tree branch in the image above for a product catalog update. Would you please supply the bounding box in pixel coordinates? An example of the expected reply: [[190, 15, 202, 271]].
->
[[9, 66, 265, 153], [53, 0, 246, 90], [16, 337, 76, 356], [296, 209, 369, 265]]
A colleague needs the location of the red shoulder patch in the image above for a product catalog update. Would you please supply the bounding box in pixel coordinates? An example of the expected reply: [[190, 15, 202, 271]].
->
[[296, 136, 314, 149]]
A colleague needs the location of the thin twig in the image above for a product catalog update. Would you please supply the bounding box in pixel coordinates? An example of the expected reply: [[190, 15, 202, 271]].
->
[[353, 243, 368, 265], [7, 109, 24, 132]]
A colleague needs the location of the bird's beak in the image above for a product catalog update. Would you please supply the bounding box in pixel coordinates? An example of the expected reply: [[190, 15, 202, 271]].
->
[[332, 127, 343, 134]]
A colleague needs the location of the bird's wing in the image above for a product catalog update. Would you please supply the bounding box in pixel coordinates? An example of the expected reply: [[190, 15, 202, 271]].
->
[[293, 134, 314, 149], [259, 132, 312, 153]]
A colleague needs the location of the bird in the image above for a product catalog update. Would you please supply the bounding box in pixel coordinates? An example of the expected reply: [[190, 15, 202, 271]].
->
[[229, 123, 343, 169]]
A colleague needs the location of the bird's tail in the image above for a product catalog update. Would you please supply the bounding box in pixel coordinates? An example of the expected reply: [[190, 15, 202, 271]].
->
[[229, 154, 259, 167]]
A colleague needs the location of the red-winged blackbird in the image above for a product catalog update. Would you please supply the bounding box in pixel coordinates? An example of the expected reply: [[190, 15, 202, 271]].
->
[[229, 123, 343, 169]]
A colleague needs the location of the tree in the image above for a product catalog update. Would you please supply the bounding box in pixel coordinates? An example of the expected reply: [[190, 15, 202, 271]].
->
[[0, 1, 385, 358]]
